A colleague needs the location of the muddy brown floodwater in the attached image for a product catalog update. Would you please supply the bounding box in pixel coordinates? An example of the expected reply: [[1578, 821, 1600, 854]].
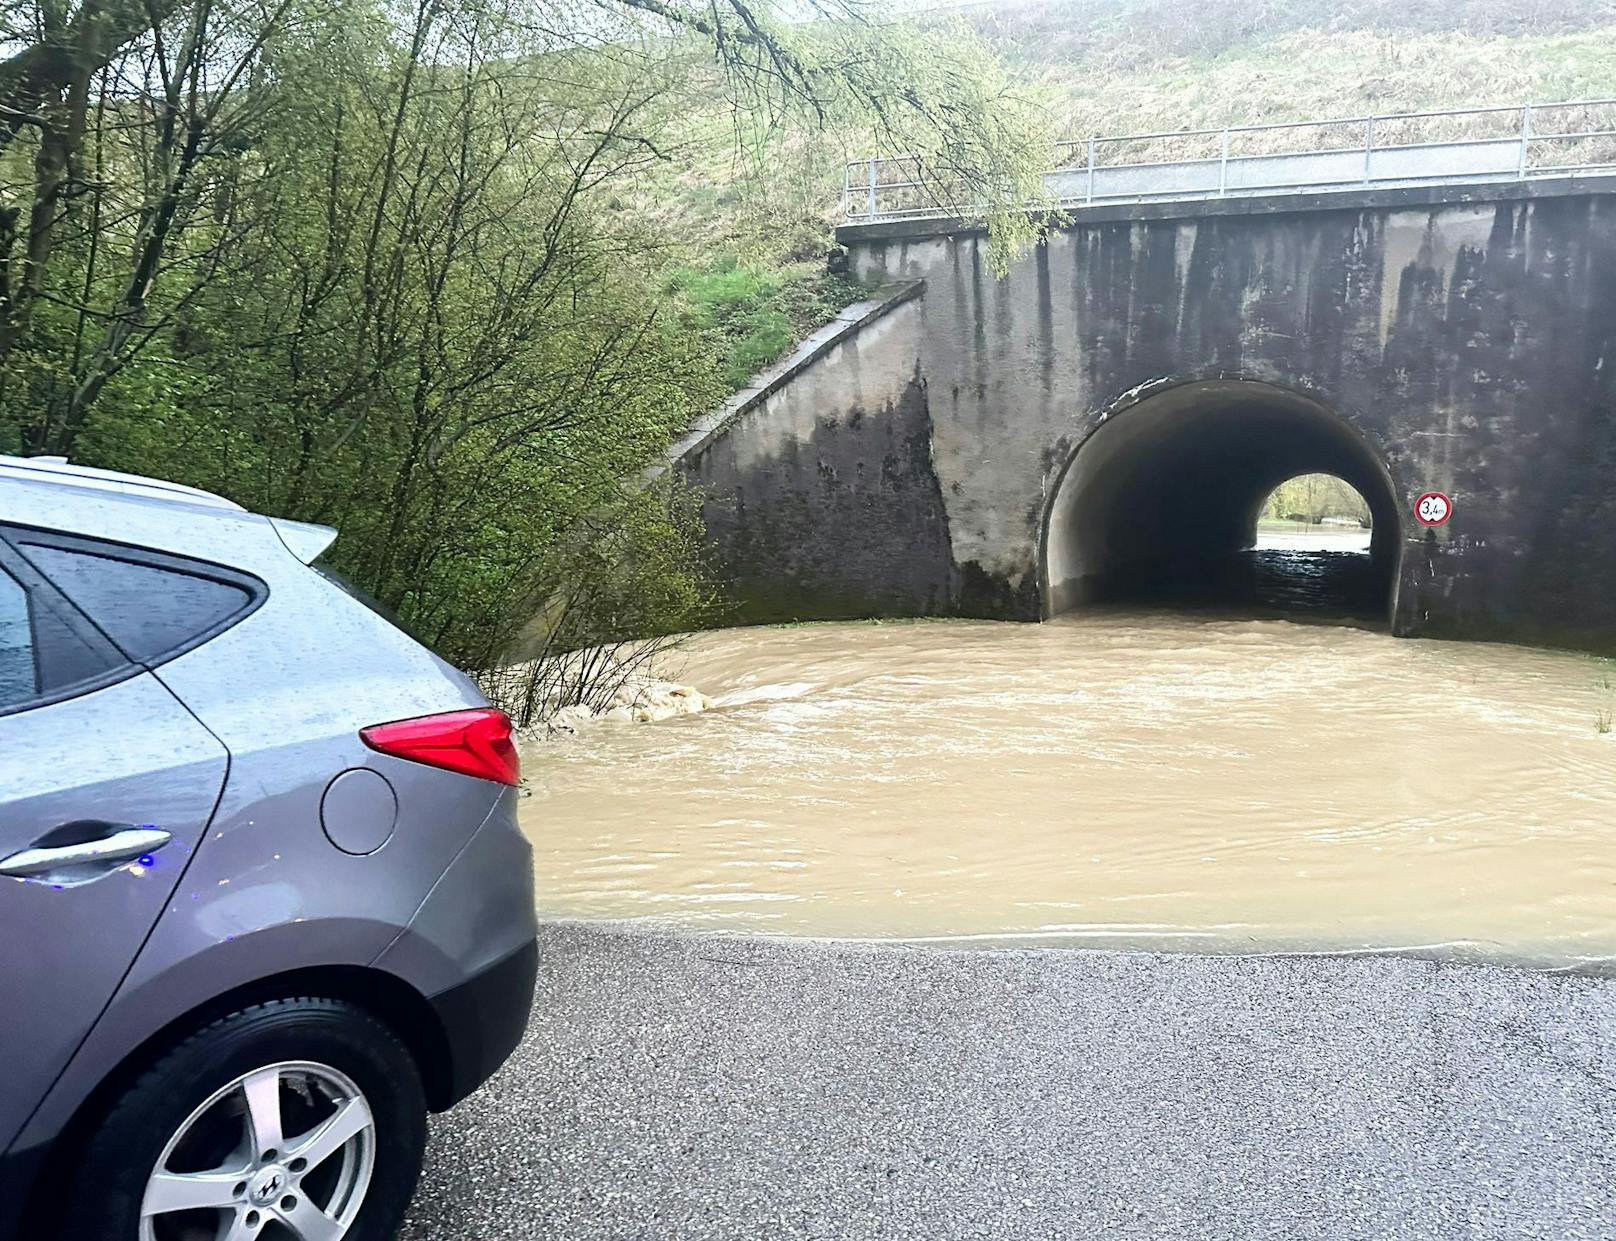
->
[[519, 611, 1616, 970]]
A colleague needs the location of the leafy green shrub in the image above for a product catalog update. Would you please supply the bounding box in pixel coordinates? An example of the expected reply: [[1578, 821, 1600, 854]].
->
[[665, 255, 869, 391], [728, 310, 796, 387]]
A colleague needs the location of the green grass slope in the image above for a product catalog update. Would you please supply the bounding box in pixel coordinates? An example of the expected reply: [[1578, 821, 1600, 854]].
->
[[659, 0, 1616, 388]]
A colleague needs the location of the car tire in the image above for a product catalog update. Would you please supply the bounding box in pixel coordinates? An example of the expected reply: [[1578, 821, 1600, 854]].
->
[[60, 995, 427, 1241]]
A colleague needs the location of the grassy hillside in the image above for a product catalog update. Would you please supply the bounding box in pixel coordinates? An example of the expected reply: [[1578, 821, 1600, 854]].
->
[[660, 0, 1616, 387], [977, 0, 1616, 140], [664, 258, 869, 389]]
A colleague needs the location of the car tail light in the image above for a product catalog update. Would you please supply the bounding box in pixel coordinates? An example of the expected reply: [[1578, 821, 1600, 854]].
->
[[360, 708, 520, 786]]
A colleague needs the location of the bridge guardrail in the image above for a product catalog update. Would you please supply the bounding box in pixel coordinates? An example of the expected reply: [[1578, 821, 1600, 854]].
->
[[842, 100, 1616, 223]]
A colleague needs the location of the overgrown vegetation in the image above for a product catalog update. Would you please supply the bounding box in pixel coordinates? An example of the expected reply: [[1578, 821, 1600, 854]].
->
[[665, 257, 869, 389], [0, 0, 1048, 720]]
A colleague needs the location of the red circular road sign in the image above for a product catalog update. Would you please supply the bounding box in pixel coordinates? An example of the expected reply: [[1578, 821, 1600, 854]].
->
[[1415, 491, 1453, 526]]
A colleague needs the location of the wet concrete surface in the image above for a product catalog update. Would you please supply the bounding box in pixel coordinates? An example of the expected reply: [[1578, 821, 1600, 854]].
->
[[398, 923, 1616, 1240]]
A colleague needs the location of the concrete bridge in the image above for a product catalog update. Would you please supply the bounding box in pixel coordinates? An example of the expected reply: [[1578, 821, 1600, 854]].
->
[[671, 172, 1616, 651]]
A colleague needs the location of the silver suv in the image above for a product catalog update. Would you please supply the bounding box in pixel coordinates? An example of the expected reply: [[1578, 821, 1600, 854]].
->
[[0, 455, 538, 1240]]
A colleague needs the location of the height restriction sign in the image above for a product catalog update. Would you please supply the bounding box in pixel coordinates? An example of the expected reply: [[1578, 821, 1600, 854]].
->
[[1415, 491, 1453, 526]]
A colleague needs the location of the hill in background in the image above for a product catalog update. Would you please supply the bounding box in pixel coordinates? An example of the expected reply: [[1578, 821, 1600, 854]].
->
[[659, 0, 1616, 387], [972, 0, 1616, 140]]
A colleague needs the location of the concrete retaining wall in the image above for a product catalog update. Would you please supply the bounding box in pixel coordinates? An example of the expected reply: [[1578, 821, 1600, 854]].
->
[[676, 178, 1616, 650]]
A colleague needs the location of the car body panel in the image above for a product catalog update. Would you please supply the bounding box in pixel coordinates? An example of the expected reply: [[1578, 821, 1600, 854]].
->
[[0, 456, 243, 510], [265, 515, 338, 563], [0, 673, 228, 1152], [427, 938, 538, 1105], [0, 460, 539, 1224], [0, 471, 280, 563], [372, 785, 535, 997]]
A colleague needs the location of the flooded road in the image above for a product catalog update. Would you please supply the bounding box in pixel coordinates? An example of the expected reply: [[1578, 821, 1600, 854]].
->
[[520, 600, 1616, 970]]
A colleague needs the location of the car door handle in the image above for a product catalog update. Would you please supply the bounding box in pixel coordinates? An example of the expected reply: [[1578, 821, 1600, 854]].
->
[[0, 826, 173, 878]]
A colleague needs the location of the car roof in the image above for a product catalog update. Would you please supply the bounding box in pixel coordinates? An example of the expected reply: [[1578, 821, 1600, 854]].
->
[[0, 454, 244, 510], [0, 455, 337, 567]]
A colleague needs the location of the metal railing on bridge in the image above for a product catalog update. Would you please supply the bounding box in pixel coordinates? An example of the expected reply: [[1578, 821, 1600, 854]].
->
[[842, 100, 1616, 224]]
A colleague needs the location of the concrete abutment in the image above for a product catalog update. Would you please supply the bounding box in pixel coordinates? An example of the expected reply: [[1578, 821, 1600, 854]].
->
[[673, 177, 1616, 652]]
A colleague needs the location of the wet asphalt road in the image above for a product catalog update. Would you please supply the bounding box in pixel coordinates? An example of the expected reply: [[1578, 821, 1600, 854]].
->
[[397, 923, 1616, 1241]]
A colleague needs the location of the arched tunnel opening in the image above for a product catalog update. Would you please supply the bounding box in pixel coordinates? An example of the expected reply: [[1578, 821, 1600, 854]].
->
[[1043, 380, 1401, 625]]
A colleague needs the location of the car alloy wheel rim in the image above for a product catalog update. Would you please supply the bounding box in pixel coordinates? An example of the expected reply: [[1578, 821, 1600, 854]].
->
[[138, 1059, 376, 1241]]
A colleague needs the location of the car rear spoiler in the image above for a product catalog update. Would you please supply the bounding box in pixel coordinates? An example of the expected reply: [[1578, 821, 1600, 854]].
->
[[267, 516, 338, 564]]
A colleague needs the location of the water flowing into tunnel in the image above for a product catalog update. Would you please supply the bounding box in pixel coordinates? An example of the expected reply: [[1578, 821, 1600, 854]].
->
[[1042, 380, 1401, 625]]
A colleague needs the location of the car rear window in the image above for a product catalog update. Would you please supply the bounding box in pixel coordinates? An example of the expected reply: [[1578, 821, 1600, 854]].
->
[[13, 539, 263, 666], [0, 557, 126, 712], [0, 566, 31, 704]]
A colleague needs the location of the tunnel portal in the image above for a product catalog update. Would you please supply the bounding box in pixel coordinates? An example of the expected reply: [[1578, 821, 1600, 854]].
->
[[678, 183, 1616, 652], [1042, 381, 1401, 624]]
